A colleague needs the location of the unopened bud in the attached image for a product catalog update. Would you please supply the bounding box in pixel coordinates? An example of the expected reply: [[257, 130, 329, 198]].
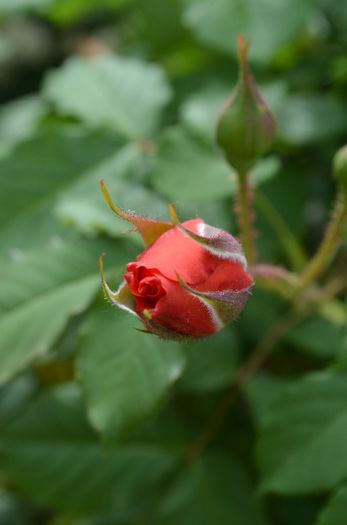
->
[[216, 35, 276, 174], [333, 144, 347, 191]]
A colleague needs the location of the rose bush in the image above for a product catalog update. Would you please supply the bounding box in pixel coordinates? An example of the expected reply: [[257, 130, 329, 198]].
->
[[100, 180, 253, 339]]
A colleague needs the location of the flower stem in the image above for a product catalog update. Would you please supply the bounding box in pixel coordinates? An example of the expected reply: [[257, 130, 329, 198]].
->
[[236, 172, 257, 264], [299, 189, 347, 289]]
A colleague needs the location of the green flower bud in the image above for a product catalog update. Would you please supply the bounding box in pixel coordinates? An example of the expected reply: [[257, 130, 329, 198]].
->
[[333, 144, 347, 191], [216, 35, 276, 173]]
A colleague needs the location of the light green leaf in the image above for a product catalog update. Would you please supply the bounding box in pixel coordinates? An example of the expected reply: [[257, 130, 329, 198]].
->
[[77, 305, 185, 438], [0, 95, 46, 156], [43, 55, 172, 139], [257, 371, 347, 494], [152, 453, 269, 525], [179, 327, 239, 392], [0, 0, 54, 14], [0, 490, 26, 525], [316, 484, 347, 525], [0, 237, 131, 384], [0, 384, 176, 513], [278, 95, 347, 145], [182, 0, 313, 62], [0, 128, 119, 254], [180, 82, 229, 141], [151, 127, 280, 203], [55, 143, 168, 239]]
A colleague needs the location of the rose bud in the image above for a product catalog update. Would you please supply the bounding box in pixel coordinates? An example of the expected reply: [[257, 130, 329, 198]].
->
[[99, 180, 253, 340], [216, 35, 276, 174], [334, 144, 347, 192]]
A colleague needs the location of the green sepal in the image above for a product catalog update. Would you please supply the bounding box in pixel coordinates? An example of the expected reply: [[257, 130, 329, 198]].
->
[[177, 273, 252, 326], [99, 254, 138, 317], [100, 179, 173, 246]]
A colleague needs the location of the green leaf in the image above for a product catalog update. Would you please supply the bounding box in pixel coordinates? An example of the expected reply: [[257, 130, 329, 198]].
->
[[0, 128, 119, 254], [152, 453, 269, 525], [0, 490, 27, 525], [0, 384, 177, 513], [182, 0, 313, 62], [244, 374, 294, 427], [277, 95, 347, 145], [179, 327, 239, 392], [316, 484, 347, 525], [43, 55, 172, 139], [180, 82, 229, 141], [45, 0, 133, 25], [77, 304, 185, 438], [124, 0, 187, 57], [0, 375, 38, 426], [55, 143, 168, 239], [0, 0, 54, 15], [257, 371, 347, 494], [286, 315, 347, 358], [151, 127, 280, 203], [0, 95, 46, 156], [0, 237, 131, 384]]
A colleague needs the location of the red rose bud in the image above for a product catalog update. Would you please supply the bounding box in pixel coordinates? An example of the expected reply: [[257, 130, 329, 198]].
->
[[216, 35, 276, 173], [99, 181, 253, 340], [333, 144, 347, 192]]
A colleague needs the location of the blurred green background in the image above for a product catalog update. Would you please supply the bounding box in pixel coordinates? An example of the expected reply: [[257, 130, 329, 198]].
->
[[0, 0, 347, 524]]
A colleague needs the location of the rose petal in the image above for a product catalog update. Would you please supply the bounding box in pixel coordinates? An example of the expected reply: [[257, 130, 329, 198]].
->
[[124, 265, 166, 312], [196, 259, 253, 292], [137, 219, 220, 284], [149, 275, 220, 337], [177, 223, 247, 269]]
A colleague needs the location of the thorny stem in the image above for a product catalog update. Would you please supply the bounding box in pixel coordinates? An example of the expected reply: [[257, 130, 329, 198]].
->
[[183, 309, 300, 462], [299, 189, 347, 290], [236, 172, 257, 264]]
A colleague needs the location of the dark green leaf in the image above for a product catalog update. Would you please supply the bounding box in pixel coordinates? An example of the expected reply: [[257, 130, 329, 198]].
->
[[0, 384, 177, 513], [179, 327, 239, 392], [152, 453, 269, 525], [316, 484, 347, 525], [257, 371, 347, 494], [286, 315, 347, 358]]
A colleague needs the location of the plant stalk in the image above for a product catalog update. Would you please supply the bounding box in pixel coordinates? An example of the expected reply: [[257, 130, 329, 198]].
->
[[299, 189, 347, 289], [236, 172, 257, 264]]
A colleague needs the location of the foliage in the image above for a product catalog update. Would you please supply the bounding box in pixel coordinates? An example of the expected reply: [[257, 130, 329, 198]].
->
[[0, 0, 346, 523]]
